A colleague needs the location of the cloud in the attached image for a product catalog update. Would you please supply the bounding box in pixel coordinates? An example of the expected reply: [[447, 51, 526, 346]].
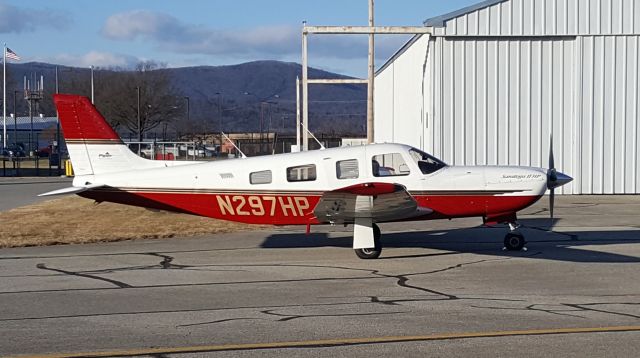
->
[[101, 10, 409, 61], [102, 10, 298, 56], [0, 3, 70, 33], [40, 51, 141, 68]]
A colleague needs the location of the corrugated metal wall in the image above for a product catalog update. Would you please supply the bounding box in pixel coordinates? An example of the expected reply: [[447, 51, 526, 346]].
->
[[576, 35, 640, 194], [374, 36, 430, 149], [375, 0, 640, 194], [429, 37, 578, 194], [435, 0, 640, 36]]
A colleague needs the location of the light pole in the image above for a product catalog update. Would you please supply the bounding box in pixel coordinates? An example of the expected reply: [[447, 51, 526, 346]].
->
[[90, 65, 94, 104], [13, 90, 19, 147], [136, 86, 141, 142]]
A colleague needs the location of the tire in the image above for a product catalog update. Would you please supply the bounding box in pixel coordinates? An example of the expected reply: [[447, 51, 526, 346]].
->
[[504, 233, 526, 251], [354, 223, 382, 259]]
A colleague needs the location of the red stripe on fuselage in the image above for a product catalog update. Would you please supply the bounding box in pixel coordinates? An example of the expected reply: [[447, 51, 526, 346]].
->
[[79, 189, 542, 225]]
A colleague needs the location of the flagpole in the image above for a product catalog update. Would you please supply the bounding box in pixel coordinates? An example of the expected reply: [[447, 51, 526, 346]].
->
[[3, 43, 6, 149]]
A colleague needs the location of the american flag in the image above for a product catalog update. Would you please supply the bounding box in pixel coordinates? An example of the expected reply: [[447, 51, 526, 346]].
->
[[5, 47, 20, 61]]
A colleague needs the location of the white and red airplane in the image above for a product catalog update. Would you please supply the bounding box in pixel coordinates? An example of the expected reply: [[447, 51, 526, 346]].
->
[[42, 94, 572, 259]]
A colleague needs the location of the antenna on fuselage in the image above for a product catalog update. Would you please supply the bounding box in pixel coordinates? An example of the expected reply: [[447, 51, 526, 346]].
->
[[300, 122, 325, 150], [221, 132, 247, 159]]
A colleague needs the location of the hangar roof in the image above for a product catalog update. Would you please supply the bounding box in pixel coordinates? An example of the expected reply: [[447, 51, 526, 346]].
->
[[423, 0, 508, 27], [377, 0, 508, 75]]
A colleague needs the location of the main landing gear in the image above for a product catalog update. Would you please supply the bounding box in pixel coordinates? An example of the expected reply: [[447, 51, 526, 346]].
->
[[503, 222, 526, 251], [354, 223, 382, 259]]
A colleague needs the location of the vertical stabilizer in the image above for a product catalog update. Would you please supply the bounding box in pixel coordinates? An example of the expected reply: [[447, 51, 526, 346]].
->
[[54, 94, 150, 175]]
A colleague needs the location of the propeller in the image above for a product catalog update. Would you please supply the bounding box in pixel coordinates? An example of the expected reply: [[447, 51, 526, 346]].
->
[[547, 134, 557, 227], [546, 133, 573, 229]]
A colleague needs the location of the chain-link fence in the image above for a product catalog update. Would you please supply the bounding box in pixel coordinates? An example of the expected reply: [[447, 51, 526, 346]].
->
[[1, 116, 65, 176], [1, 116, 359, 176]]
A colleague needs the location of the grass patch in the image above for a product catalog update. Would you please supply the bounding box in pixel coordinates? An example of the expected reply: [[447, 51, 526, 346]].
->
[[0, 196, 267, 248]]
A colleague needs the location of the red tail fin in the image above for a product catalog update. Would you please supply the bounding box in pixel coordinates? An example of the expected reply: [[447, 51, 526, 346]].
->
[[53, 94, 122, 143]]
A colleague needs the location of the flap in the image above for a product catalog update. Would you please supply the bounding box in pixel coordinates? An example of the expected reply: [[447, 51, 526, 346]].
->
[[313, 182, 432, 224]]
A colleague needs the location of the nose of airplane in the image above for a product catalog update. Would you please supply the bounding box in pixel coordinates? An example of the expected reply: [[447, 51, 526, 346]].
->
[[547, 170, 573, 189]]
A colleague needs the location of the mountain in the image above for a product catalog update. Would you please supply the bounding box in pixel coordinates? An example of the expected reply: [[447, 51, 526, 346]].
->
[[5, 61, 366, 135]]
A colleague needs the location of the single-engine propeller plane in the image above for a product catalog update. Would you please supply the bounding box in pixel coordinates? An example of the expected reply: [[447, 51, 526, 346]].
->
[[42, 94, 572, 259]]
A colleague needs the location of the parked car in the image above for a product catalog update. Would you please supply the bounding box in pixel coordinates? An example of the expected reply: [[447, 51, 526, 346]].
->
[[37, 146, 52, 157], [2, 145, 26, 157]]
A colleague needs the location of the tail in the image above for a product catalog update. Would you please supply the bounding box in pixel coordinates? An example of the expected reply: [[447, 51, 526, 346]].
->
[[54, 94, 154, 176]]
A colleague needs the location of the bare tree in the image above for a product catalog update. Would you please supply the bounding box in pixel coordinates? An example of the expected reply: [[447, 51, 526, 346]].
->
[[96, 61, 181, 140]]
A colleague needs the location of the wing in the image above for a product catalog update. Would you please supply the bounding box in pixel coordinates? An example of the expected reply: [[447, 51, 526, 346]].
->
[[313, 182, 432, 224]]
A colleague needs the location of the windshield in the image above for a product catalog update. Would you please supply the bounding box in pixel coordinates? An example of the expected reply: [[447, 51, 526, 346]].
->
[[409, 148, 447, 175]]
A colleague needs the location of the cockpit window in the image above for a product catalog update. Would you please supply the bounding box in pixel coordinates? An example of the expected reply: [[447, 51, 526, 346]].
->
[[372, 153, 410, 177], [409, 148, 447, 175]]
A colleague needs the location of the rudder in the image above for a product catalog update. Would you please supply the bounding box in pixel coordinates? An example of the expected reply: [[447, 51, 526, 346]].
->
[[54, 94, 149, 175]]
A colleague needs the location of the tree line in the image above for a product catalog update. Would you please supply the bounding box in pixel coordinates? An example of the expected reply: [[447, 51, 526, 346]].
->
[[59, 61, 184, 141]]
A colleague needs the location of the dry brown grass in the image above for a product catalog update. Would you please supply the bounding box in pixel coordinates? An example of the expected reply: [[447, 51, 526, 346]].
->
[[0, 196, 267, 248]]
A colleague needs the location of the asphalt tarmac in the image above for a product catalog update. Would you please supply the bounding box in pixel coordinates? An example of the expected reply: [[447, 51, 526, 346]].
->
[[1, 187, 639, 357], [0, 177, 72, 211]]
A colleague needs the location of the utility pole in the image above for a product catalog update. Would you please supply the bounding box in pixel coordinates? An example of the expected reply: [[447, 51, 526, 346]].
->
[[300, 1, 431, 148], [367, 0, 374, 144], [301, 21, 309, 151]]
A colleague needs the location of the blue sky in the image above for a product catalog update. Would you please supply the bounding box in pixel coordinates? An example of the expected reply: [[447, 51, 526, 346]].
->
[[1, 0, 478, 76]]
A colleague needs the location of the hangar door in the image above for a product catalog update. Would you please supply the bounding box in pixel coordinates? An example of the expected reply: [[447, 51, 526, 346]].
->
[[428, 36, 577, 194]]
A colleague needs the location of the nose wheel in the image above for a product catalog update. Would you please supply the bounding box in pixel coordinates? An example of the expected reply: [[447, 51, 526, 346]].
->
[[503, 232, 526, 251], [354, 223, 382, 259], [503, 221, 526, 251]]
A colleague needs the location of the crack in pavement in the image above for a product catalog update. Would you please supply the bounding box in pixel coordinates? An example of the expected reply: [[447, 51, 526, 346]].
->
[[9, 258, 522, 327], [178, 310, 407, 327], [0, 246, 259, 261], [470, 303, 588, 319], [260, 309, 406, 322], [7, 254, 534, 299], [145, 253, 188, 269], [35, 263, 132, 289], [178, 317, 267, 327], [564, 302, 640, 320], [173, 259, 524, 327], [470, 302, 640, 320]]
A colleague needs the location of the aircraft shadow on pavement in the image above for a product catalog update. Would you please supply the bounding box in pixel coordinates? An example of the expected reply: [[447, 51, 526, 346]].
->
[[261, 218, 640, 263]]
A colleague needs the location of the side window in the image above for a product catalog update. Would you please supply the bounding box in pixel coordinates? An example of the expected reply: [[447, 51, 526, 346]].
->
[[372, 153, 410, 177], [287, 164, 316, 182], [336, 159, 359, 179], [250, 170, 272, 184]]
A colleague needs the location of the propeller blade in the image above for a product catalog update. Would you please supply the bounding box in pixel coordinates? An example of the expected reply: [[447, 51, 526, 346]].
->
[[549, 133, 555, 170], [549, 187, 555, 228]]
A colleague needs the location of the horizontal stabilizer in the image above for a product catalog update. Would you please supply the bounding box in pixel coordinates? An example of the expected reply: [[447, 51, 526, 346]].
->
[[39, 184, 105, 197]]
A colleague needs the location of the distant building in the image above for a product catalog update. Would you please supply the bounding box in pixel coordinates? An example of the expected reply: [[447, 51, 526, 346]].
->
[[375, 0, 640, 194], [2, 116, 60, 149]]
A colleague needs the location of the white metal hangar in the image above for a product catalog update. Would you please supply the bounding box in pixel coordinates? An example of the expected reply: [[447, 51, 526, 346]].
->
[[374, 0, 640, 194]]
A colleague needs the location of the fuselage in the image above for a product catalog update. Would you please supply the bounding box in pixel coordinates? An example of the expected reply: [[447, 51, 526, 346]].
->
[[75, 143, 548, 225]]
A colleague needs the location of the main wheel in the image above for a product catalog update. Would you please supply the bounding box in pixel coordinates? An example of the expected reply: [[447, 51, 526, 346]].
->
[[354, 223, 382, 259], [504, 233, 526, 251]]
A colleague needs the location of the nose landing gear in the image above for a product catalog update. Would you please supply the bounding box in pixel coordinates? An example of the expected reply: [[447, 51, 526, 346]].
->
[[503, 222, 527, 251]]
